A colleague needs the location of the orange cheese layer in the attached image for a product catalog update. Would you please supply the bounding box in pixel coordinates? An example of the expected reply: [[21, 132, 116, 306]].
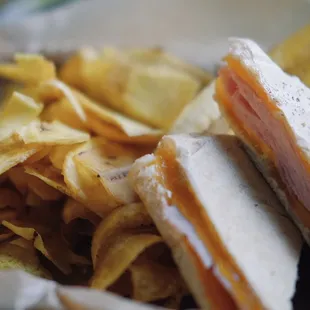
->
[[216, 55, 310, 229], [155, 143, 261, 309]]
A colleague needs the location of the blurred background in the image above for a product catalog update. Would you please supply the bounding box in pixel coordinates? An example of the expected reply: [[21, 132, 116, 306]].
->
[[0, 0, 309, 72]]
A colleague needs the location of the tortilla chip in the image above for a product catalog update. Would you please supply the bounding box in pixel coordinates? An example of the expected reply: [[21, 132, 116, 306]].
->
[[92, 203, 152, 267], [90, 233, 162, 289], [0, 54, 55, 84]]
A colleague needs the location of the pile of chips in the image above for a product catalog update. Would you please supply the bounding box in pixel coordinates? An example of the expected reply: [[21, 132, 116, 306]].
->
[[0, 48, 213, 307]]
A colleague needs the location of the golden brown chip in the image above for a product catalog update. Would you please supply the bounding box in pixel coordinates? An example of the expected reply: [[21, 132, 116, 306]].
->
[[129, 259, 183, 302], [127, 47, 213, 85], [0, 188, 23, 209], [63, 138, 138, 216], [0, 143, 42, 176], [63, 198, 101, 225], [0, 242, 52, 279], [92, 203, 152, 267], [40, 98, 87, 131], [8, 166, 29, 194], [14, 120, 90, 145], [23, 146, 52, 165], [27, 173, 63, 201], [0, 92, 43, 141], [24, 162, 71, 196], [90, 233, 162, 289], [0, 54, 56, 84], [49, 144, 78, 171], [2, 220, 90, 274], [38, 79, 86, 122], [60, 47, 202, 129], [25, 190, 52, 208]]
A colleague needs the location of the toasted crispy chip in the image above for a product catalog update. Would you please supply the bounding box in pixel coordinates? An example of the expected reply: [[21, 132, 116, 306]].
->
[[269, 24, 310, 74], [23, 146, 52, 165], [63, 138, 138, 216], [24, 162, 70, 196], [129, 259, 182, 302], [25, 191, 48, 207], [127, 47, 213, 85], [0, 242, 52, 279], [90, 233, 162, 289], [2, 220, 90, 274], [27, 172, 63, 201], [0, 227, 14, 243], [0, 188, 23, 209], [0, 92, 43, 141], [0, 54, 55, 84], [92, 203, 152, 267], [7, 166, 29, 194], [63, 198, 100, 225], [49, 144, 78, 170], [15, 120, 90, 145], [0, 172, 8, 185], [0, 143, 42, 175], [60, 48, 202, 129], [41, 98, 87, 131], [39, 79, 86, 122], [59, 47, 98, 89]]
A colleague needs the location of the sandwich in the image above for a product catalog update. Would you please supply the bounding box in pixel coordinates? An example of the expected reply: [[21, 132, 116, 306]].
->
[[216, 38, 310, 243], [129, 134, 302, 310]]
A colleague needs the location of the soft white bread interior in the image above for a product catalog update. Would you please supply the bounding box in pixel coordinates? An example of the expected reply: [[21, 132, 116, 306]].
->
[[129, 134, 302, 310]]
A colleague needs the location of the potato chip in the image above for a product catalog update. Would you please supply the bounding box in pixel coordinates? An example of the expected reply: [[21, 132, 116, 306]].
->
[[2, 220, 89, 274], [92, 203, 153, 267], [7, 166, 29, 194], [63, 198, 101, 225], [0, 143, 42, 175], [60, 48, 202, 129], [0, 92, 43, 141], [127, 47, 213, 85], [49, 144, 78, 171], [129, 259, 182, 302], [39, 79, 86, 122], [59, 47, 98, 89], [24, 162, 71, 196], [90, 233, 162, 289], [15, 120, 90, 145], [0, 227, 14, 243], [25, 190, 48, 208], [0, 188, 23, 209], [0, 172, 8, 186], [41, 98, 87, 131], [63, 138, 138, 216], [0, 54, 56, 84], [0, 242, 52, 279], [23, 146, 52, 165], [27, 173, 63, 201]]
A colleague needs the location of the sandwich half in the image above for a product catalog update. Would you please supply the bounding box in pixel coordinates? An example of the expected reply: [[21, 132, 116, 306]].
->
[[129, 134, 301, 310], [216, 38, 310, 243]]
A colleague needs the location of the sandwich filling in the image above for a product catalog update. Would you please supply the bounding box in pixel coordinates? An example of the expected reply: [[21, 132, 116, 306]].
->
[[216, 50, 310, 228]]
